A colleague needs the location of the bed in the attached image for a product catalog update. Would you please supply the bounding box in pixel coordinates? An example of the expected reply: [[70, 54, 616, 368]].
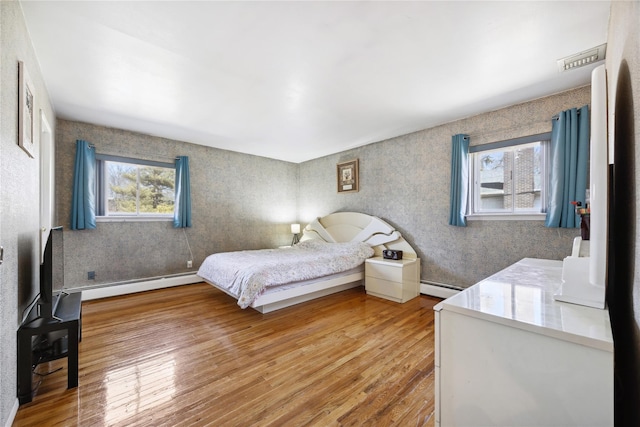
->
[[197, 212, 418, 313]]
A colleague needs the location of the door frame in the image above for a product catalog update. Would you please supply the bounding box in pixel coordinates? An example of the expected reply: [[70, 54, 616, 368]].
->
[[39, 109, 54, 262]]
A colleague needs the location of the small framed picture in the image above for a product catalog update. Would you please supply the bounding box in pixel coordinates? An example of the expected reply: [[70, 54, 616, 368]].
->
[[337, 159, 359, 193], [18, 61, 35, 158]]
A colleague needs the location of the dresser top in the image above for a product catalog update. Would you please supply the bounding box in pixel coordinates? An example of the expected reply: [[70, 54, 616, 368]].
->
[[434, 258, 613, 351]]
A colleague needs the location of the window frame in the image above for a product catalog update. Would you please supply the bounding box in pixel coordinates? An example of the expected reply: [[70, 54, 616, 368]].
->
[[467, 133, 551, 221], [95, 154, 176, 222]]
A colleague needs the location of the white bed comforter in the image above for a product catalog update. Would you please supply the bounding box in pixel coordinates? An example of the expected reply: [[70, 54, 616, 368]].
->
[[197, 240, 374, 308]]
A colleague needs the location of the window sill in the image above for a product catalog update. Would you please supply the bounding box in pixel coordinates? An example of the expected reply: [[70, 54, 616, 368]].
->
[[96, 216, 173, 223], [466, 213, 546, 221]]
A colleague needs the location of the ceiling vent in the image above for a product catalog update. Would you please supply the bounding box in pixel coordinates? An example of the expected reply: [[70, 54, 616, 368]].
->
[[557, 43, 607, 72]]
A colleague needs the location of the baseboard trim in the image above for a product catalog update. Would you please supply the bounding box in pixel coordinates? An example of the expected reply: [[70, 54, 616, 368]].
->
[[5, 398, 19, 427], [420, 282, 460, 299], [80, 274, 202, 301], [79, 274, 460, 301]]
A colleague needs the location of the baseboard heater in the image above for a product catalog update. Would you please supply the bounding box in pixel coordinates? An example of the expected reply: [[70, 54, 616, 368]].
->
[[77, 272, 202, 301], [78, 274, 461, 302], [420, 280, 463, 299]]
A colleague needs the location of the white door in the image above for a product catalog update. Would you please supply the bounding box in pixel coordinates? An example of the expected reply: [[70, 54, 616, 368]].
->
[[39, 110, 54, 262]]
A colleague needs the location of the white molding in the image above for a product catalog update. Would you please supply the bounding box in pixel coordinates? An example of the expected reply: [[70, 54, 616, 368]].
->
[[5, 399, 19, 427], [80, 274, 201, 301], [466, 214, 546, 221], [96, 216, 173, 223], [420, 282, 460, 299]]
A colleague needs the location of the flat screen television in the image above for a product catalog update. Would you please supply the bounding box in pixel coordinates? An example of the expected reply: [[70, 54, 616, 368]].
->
[[38, 226, 64, 319]]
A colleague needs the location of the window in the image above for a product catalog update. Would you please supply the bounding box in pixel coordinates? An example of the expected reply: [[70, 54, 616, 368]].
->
[[469, 133, 550, 218], [96, 155, 175, 219]]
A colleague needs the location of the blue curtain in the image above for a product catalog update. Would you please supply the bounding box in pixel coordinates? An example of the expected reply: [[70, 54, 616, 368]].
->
[[449, 134, 470, 227], [545, 105, 590, 228], [70, 140, 96, 230], [173, 156, 192, 228]]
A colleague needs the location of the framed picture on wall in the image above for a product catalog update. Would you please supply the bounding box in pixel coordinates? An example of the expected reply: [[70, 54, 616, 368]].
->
[[18, 61, 35, 158], [337, 159, 359, 193]]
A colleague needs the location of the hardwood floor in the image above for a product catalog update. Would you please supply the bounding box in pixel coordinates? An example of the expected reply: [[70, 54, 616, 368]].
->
[[13, 283, 439, 426]]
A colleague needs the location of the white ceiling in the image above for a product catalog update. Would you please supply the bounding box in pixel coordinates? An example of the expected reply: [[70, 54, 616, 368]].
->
[[20, 1, 610, 163]]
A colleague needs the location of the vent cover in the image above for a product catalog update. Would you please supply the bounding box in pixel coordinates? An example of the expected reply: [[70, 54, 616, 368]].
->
[[557, 43, 607, 72]]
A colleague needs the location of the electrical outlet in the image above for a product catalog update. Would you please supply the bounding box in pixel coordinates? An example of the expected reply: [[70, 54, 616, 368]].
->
[[88, 271, 95, 280], [187, 260, 193, 268]]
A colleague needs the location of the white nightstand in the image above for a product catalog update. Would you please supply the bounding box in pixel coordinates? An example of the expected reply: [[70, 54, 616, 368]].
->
[[365, 256, 420, 303]]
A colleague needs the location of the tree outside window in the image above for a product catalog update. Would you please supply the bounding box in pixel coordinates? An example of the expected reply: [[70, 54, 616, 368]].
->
[[106, 161, 175, 216]]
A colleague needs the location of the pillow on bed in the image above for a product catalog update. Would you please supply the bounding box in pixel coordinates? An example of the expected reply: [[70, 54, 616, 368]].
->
[[295, 239, 374, 258]]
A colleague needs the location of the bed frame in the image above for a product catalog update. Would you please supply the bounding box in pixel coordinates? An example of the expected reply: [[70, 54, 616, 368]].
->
[[206, 212, 418, 313]]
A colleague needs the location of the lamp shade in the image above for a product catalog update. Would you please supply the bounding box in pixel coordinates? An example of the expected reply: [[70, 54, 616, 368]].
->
[[291, 223, 301, 234]]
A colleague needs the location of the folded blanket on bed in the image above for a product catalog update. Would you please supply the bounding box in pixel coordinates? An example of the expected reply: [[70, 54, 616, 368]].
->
[[197, 240, 374, 308]]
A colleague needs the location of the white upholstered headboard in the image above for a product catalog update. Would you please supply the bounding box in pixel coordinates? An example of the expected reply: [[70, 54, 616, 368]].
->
[[301, 212, 417, 259]]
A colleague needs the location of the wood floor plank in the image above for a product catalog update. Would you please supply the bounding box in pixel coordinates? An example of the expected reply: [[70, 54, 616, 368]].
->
[[13, 283, 439, 426]]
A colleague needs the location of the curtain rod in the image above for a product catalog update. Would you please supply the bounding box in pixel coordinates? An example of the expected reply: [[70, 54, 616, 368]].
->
[[467, 119, 551, 141], [85, 141, 183, 162], [93, 148, 180, 163], [552, 109, 583, 120], [469, 109, 582, 139]]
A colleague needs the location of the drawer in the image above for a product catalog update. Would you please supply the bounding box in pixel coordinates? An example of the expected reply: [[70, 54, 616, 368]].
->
[[365, 276, 404, 300], [365, 259, 417, 282], [365, 276, 419, 303]]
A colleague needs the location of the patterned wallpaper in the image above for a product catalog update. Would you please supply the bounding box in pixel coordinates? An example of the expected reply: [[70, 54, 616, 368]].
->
[[299, 86, 591, 287], [1, 0, 56, 423], [56, 120, 299, 288], [57, 86, 590, 290]]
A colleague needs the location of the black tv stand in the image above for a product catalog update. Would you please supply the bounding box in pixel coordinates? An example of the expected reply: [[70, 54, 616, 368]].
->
[[17, 292, 82, 404]]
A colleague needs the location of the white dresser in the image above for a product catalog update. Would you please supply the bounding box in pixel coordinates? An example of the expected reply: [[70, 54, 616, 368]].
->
[[434, 258, 613, 427]]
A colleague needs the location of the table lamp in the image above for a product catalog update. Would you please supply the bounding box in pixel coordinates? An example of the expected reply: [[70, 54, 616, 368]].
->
[[291, 223, 301, 245]]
